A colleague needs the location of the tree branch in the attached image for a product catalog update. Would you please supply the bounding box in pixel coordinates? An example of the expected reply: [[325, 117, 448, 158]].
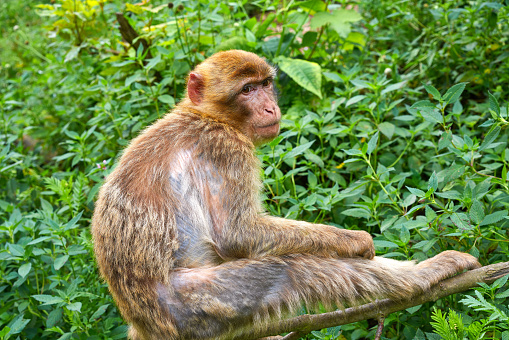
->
[[248, 261, 509, 340], [115, 12, 153, 60]]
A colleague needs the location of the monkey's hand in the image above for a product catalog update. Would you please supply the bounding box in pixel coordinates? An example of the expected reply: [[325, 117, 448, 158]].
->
[[334, 230, 375, 260]]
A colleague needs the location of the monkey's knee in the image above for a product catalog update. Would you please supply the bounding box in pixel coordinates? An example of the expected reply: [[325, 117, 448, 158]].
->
[[128, 325, 141, 340]]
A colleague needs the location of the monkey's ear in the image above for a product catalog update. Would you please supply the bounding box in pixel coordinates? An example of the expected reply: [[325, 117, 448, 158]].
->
[[188, 72, 204, 105]]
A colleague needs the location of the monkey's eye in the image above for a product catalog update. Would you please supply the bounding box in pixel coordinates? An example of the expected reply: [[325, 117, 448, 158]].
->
[[241, 84, 254, 94], [262, 79, 271, 87]]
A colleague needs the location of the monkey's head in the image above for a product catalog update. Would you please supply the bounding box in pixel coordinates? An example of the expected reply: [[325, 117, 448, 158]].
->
[[185, 50, 281, 146]]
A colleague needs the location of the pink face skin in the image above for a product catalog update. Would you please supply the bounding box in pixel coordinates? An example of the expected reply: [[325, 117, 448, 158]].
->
[[237, 78, 281, 145]]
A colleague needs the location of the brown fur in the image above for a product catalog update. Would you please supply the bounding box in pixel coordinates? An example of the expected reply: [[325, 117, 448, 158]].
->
[[91, 50, 480, 340]]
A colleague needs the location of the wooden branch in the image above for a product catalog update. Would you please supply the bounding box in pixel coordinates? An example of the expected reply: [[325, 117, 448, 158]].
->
[[115, 12, 152, 60], [248, 261, 509, 340]]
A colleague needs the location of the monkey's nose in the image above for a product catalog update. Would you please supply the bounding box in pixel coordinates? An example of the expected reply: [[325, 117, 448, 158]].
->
[[265, 107, 275, 115]]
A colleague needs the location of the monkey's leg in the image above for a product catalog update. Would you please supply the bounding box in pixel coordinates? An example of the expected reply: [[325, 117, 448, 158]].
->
[[156, 251, 479, 340]]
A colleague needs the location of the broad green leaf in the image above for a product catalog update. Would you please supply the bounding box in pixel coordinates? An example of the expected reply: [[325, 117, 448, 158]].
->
[[284, 141, 315, 160], [423, 83, 441, 100], [32, 295, 64, 305], [367, 131, 379, 155], [488, 91, 501, 116], [54, 255, 69, 271], [144, 54, 161, 70], [381, 81, 407, 95], [18, 263, 32, 278], [406, 186, 425, 197], [480, 210, 508, 226], [378, 122, 395, 139], [435, 191, 461, 200], [310, 11, 332, 29], [428, 171, 438, 191], [342, 149, 363, 156], [66, 302, 82, 312], [346, 95, 366, 107], [331, 8, 363, 23], [444, 164, 465, 183], [341, 208, 370, 219], [91, 304, 110, 320], [469, 200, 485, 225], [411, 100, 435, 109], [275, 56, 322, 98], [451, 213, 472, 230], [343, 32, 366, 51], [443, 82, 468, 105], [425, 206, 437, 222], [374, 240, 398, 248], [215, 36, 254, 52], [158, 94, 175, 106], [419, 108, 443, 124], [479, 125, 501, 151]]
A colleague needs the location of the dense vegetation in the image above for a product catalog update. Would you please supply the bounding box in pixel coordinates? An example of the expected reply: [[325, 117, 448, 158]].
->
[[1, 0, 508, 339]]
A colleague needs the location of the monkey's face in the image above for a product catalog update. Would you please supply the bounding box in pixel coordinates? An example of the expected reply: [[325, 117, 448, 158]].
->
[[237, 77, 281, 145]]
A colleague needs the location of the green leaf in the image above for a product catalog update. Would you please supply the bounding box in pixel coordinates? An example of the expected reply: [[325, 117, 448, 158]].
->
[[420, 108, 443, 124], [47, 308, 63, 328], [425, 206, 437, 222], [436, 191, 461, 200], [488, 91, 501, 116], [411, 100, 435, 109], [345, 95, 366, 107], [342, 149, 363, 156], [32, 295, 64, 305], [367, 131, 379, 155], [215, 36, 254, 52], [469, 200, 485, 225], [378, 122, 395, 139], [341, 208, 370, 219], [374, 240, 398, 248], [66, 302, 82, 312], [91, 304, 110, 320], [158, 94, 175, 106], [54, 255, 69, 271], [343, 32, 366, 51], [144, 54, 161, 71], [275, 56, 322, 98], [381, 81, 407, 95], [423, 83, 441, 100], [406, 186, 425, 197], [451, 213, 472, 230], [442, 82, 468, 105], [18, 263, 32, 278], [284, 141, 315, 160], [479, 210, 508, 226], [479, 125, 501, 151], [428, 171, 438, 191]]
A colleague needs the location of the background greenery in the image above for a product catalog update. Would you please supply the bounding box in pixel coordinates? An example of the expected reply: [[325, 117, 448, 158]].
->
[[1, 0, 509, 339]]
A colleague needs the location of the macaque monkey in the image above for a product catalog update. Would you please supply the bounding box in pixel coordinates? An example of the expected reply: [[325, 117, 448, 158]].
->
[[91, 50, 480, 340]]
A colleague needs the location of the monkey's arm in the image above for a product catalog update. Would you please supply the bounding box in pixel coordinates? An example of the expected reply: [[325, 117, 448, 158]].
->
[[216, 215, 375, 260]]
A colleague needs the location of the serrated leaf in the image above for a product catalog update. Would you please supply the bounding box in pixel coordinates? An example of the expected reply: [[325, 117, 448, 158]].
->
[[341, 208, 370, 219], [469, 200, 485, 225], [488, 92, 500, 116], [451, 213, 472, 230], [425, 205, 437, 222], [54, 255, 69, 271], [378, 122, 395, 139], [32, 294, 64, 305], [275, 56, 322, 98], [423, 83, 441, 100], [406, 186, 425, 197], [480, 210, 508, 226], [47, 308, 63, 328], [435, 191, 461, 200], [18, 263, 32, 278], [428, 171, 438, 191], [420, 108, 443, 124], [411, 100, 435, 109], [479, 125, 501, 151], [442, 82, 468, 105], [66, 302, 82, 312], [367, 131, 379, 155]]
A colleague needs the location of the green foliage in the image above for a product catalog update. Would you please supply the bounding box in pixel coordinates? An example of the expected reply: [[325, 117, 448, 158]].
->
[[1, 0, 509, 339]]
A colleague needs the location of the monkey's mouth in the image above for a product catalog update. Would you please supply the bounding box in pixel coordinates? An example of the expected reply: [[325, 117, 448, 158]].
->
[[260, 122, 279, 129]]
